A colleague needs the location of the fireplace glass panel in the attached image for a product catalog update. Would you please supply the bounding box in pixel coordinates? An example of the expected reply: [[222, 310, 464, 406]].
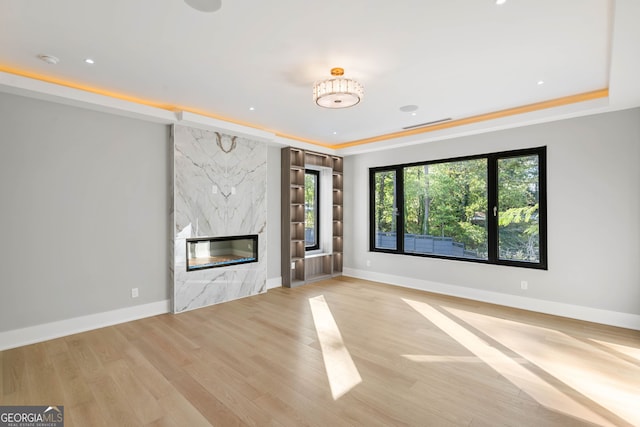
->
[[186, 235, 258, 271]]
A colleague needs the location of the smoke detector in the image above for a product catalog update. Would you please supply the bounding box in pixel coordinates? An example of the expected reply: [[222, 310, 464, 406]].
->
[[184, 0, 221, 12], [37, 54, 60, 65]]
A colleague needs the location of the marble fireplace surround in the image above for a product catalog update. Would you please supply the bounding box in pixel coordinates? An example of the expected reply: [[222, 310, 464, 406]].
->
[[172, 124, 267, 313]]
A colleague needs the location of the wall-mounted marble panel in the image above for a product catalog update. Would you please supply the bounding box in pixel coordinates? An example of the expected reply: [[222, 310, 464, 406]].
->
[[173, 125, 266, 313]]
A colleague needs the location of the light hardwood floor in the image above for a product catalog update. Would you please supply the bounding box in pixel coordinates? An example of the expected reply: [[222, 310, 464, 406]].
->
[[2, 277, 639, 426]]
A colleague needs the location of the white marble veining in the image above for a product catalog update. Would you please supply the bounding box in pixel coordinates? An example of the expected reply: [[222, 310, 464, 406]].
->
[[173, 125, 267, 313]]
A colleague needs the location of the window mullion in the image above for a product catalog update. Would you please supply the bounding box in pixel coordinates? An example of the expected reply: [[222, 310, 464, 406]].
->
[[537, 148, 548, 268], [369, 170, 376, 251], [487, 155, 498, 263], [397, 166, 405, 253]]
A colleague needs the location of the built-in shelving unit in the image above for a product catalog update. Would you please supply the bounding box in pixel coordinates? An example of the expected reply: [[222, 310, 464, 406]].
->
[[282, 148, 306, 287], [281, 147, 343, 288], [332, 155, 343, 274]]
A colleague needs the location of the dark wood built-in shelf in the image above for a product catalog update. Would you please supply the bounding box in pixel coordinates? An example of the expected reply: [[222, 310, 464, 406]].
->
[[281, 147, 344, 288]]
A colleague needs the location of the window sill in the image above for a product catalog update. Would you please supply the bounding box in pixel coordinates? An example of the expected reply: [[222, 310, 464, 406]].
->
[[305, 252, 331, 259]]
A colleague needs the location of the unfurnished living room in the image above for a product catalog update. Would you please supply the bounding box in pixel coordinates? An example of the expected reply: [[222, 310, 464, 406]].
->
[[1, 0, 639, 426]]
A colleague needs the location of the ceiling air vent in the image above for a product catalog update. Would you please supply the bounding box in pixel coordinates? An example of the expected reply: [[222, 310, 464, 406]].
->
[[403, 118, 452, 130]]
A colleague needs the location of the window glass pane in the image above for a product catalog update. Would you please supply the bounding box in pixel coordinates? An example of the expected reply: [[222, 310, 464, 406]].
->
[[373, 170, 397, 250], [404, 160, 488, 259], [305, 171, 319, 249], [498, 155, 540, 262]]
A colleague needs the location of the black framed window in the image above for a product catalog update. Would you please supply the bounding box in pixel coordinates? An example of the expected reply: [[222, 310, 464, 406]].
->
[[369, 147, 547, 269], [305, 169, 320, 250], [372, 169, 398, 250]]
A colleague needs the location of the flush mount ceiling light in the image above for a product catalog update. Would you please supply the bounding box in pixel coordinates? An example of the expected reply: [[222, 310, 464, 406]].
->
[[184, 0, 221, 12], [313, 68, 364, 109]]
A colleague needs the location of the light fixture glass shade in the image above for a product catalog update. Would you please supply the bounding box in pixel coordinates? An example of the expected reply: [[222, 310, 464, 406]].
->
[[313, 69, 363, 109]]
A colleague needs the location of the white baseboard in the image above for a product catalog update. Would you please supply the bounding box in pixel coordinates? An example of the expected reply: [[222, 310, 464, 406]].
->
[[267, 276, 282, 290], [343, 268, 640, 330], [0, 300, 171, 351]]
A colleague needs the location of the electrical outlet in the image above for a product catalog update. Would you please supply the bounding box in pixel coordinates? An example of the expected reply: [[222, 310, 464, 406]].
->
[[366, 259, 371, 267], [131, 288, 139, 298], [520, 281, 528, 290]]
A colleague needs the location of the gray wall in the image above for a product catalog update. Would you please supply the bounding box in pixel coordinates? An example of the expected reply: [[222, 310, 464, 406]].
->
[[344, 108, 640, 315], [0, 92, 171, 332]]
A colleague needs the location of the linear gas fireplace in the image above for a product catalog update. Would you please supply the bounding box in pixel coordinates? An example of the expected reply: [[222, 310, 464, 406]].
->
[[186, 235, 258, 272]]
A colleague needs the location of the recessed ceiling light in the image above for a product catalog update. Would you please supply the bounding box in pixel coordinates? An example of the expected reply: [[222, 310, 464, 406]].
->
[[537, 80, 545, 85], [84, 58, 95, 64], [496, 0, 507, 5], [249, 107, 255, 111], [411, 112, 417, 116], [37, 54, 59, 65], [333, 131, 338, 135]]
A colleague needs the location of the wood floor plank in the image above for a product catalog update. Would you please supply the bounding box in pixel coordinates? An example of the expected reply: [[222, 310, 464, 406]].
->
[[154, 389, 211, 427], [144, 415, 181, 427], [106, 359, 163, 425], [170, 373, 246, 426], [24, 342, 65, 405], [120, 346, 175, 400], [183, 359, 270, 426], [1, 277, 639, 426], [65, 400, 110, 427], [51, 349, 94, 407], [90, 373, 144, 427], [1, 347, 27, 400], [66, 334, 104, 381]]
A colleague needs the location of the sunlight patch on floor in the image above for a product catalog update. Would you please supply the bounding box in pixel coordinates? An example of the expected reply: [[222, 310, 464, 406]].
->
[[444, 306, 640, 427], [403, 354, 528, 364], [590, 338, 640, 363], [309, 295, 362, 400], [402, 298, 615, 427]]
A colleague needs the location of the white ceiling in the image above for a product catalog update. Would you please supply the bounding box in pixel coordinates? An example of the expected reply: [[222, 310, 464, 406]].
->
[[1, 0, 638, 153]]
